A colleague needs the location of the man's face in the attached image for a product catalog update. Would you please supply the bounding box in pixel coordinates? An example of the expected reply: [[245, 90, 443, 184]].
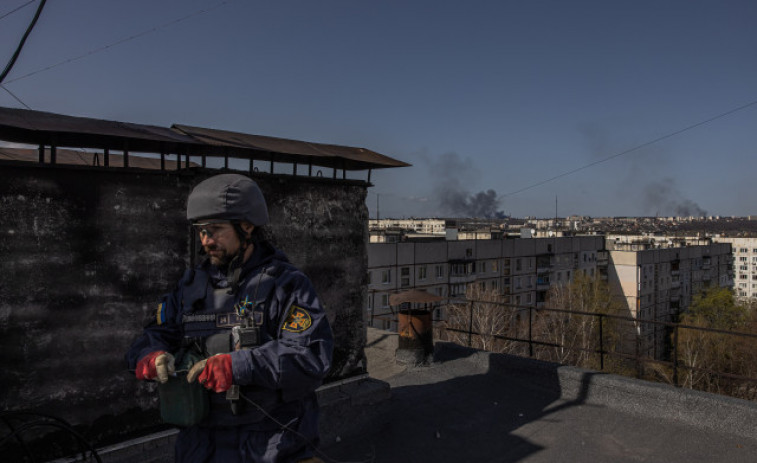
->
[[194, 222, 242, 267]]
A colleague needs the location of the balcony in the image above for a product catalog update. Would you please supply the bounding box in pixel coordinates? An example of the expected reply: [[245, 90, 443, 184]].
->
[[449, 274, 476, 285]]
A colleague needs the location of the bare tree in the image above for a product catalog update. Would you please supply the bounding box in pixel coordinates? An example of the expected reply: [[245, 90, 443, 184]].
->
[[534, 272, 625, 370], [445, 285, 521, 354]]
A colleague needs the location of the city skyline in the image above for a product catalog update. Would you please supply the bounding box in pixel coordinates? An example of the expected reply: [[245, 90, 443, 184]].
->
[[1, 1, 756, 218]]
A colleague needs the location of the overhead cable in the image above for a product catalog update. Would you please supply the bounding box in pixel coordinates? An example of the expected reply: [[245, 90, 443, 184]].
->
[[503, 99, 757, 197], [0, 0, 47, 84], [0, 0, 37, 22], [3, 0, 233, 85]]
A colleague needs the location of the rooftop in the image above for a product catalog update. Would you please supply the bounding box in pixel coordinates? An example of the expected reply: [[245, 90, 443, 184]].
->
[[320, 328, 756, 463], [56, 327, 757, 463]]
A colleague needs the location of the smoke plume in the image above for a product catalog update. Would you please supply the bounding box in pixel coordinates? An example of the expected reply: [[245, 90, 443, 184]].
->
[[426, 152, 506, 218], [643, 178, 706, 217]]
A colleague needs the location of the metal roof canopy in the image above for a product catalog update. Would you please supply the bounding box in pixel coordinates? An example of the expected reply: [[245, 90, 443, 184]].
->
[[0, 107, 410, 175], [171, 124, 409, 171]]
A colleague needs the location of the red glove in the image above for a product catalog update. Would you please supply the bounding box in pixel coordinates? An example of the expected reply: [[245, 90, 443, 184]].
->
[[187, 354, 233, 393], [136, 351, 175, 383]]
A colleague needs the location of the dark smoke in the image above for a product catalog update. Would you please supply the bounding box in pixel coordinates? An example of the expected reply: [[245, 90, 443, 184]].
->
[[426, 152, 506, 218], [643, 178, 706, 217]]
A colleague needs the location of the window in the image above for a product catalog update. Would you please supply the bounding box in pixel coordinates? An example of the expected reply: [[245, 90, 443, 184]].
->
[[515, 295, 521, 306], [381, 270, 391, 284], [491, 280, 498, 290], [526, 292, 532, 304], [451, 283, 467, 296], [740, 256, 748, 262], [401, 267, 410, 277], [492, 261, 498, 272], [740, 265, 748, 271], [381, 294, 389, 307], [367, 271, 372, 284], [418, 266, 427, 280], [480, 262, 487, 273], [436, 265, 444, 278], [516, 259, 522, 271], [741, 248, 749, 253], [515, 277, 522, 289]]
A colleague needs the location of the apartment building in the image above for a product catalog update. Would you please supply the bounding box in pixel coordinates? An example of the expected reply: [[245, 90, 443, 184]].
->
[[366, 236, 606, 330], [711, 237, 757, 301], [369, 219, 446, 234], [608, 241, 732, 358], [368, 230, 734, 361]]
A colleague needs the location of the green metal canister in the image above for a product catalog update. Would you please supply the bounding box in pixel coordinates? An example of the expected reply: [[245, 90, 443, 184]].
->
[[157, 351, 209, 427]]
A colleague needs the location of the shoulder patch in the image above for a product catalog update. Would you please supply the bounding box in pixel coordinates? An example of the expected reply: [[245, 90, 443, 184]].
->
[[282, 305, 312, 333], [156, 302, 166, 325]]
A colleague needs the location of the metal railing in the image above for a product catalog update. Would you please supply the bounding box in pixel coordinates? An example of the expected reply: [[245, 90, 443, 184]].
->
[[373, 299, 757, 400]]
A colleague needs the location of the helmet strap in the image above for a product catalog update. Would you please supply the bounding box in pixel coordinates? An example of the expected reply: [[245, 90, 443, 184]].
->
[[226, 222, 253, 295]]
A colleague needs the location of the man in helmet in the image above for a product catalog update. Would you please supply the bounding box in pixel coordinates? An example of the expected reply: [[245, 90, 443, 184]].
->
[[125, 174, 333, 463]]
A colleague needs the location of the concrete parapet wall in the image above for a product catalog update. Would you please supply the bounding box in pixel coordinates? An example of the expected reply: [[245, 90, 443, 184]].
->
[[481, 348, 757, 440]]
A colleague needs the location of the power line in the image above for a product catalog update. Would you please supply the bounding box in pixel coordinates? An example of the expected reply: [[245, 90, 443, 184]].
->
[[3, 0, 234, 85], [0, 0, 37, 22], [0, 83, 31, 109], [1, 84, 94, 166], [503, 99, 757, 197], [0, 0, 47, 84]]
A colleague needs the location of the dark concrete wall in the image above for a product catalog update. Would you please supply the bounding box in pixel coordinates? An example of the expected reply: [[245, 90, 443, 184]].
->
[[0, 163, 368, 452]]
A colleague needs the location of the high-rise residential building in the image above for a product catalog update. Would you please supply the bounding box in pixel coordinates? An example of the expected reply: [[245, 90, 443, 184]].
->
[[366, 236, 606, 330], [368, 231, 734, 361], [608, 241, 732, 358], [711, 237, 757, 300]]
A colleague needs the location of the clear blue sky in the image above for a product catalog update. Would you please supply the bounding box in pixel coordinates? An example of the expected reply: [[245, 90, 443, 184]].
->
[[1, 0, 756, 219]]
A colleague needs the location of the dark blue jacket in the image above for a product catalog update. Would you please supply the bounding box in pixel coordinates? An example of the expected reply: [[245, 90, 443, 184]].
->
[[126, 242, 333, 428]]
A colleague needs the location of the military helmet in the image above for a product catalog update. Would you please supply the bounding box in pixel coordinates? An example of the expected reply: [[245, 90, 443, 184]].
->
[[186, 174, 269, 226]]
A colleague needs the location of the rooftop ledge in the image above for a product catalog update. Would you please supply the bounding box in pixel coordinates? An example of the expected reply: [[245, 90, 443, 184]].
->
[[55, 327, 757, 463]]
